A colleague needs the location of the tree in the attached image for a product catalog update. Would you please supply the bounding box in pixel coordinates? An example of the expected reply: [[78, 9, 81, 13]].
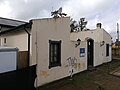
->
[[70, 19, 78, 32], [79, 18, 87, 31], [51, 7, 67, 18]]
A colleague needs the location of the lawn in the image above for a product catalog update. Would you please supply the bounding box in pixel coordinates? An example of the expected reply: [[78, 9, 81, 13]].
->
[[112, 55, 120, 60], [38, 60, 120, 90]]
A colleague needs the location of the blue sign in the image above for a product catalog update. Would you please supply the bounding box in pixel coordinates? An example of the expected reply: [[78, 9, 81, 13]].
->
[[80, 48, 85, 57]]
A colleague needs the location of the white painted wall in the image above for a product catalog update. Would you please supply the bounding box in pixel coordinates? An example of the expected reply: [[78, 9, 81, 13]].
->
[[70, 29, 103, 42], [70, 28, 112, 67], [1, 31, 28, 51], [103, 29, 112, 63], [31, 17, 87, 86], [74, 41, 87, 72], [94, 42, 104, 66], [0, 27, 14, 46]]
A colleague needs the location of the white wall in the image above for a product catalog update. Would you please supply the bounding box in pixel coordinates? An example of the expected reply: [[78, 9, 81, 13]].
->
[[70, 28, 112, 67], [31, 17, 87, 86], [1, 31, 28, 51], [0, 27, 14, 46], [94, 42, 103, 66], [70, 29, 103, 42], [74, 41, 87, 72], [103, 29, 112, 63]]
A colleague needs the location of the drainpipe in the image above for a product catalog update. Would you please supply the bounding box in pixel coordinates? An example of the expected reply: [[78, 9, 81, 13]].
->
[[0, 26, 2, 46], [0, 26, 2, 31], [24, 22, 32, 67]]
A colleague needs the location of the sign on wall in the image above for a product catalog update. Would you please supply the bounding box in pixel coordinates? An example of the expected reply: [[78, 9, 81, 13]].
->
[[80, 48, 85, 57]]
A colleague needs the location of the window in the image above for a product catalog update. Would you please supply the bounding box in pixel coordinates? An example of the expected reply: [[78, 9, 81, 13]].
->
[[4, 38, 6, 44], [106, 44, 109, 56], [49, 40, 61, 69]]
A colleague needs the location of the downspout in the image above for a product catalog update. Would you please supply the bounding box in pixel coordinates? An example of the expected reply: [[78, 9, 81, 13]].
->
[[0, 26, 2, 46], [0, 26, 2, 32], [24, 22, 32, 66]]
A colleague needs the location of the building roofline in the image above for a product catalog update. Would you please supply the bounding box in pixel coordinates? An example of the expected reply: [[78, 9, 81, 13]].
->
[[0, 17, 27, 23], [0, 22, 31, 35], [102, 28, 112, 38], [0, 24, 15, 28], [31, 16, 70, 21]]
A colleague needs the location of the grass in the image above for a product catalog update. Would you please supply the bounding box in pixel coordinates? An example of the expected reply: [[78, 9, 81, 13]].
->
[[38, 60, 120, 90], [112, 55, 120, 60]]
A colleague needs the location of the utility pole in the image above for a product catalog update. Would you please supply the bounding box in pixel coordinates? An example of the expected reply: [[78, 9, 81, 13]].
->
[[116, 23, 120, 56], [117, 23, 119, 41]]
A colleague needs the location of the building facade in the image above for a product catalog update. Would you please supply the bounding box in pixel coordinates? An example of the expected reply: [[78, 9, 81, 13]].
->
[[31, 17, 112, 86], [0, 17, 112, 87]]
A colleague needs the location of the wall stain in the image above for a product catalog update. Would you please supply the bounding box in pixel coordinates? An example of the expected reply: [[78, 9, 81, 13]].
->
[[40, 70, 49, 78]]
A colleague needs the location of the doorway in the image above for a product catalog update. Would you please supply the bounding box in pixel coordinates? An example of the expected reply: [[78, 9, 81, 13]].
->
[[87, 39, 94, 68]]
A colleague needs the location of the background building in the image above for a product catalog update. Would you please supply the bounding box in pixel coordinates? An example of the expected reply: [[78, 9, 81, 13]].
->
[[0, 17, 26, 46]]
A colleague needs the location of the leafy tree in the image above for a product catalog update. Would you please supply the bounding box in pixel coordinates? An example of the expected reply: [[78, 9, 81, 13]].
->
[[79, 18, 87, 31]]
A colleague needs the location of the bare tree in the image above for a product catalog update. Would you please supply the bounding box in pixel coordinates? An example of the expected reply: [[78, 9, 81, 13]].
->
[[51, 7, 67, 18]]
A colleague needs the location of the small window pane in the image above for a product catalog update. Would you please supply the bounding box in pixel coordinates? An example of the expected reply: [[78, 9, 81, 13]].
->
[[54, 44, 57, 56], [49, 40, 61, 69]]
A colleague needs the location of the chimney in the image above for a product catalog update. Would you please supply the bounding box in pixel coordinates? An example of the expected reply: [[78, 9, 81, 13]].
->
[[96, 23, 102, 29]]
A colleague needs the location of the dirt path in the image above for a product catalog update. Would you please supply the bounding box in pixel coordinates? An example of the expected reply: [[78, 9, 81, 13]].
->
[[39, 60, 120, 90]]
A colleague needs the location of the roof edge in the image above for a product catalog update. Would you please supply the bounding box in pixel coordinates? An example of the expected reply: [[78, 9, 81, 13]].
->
[[0, 17, 27, 23], [0, 22, 31, 35]]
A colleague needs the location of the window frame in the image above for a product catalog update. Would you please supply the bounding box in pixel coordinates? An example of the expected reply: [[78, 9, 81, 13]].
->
[[49, 40, 61, 69]]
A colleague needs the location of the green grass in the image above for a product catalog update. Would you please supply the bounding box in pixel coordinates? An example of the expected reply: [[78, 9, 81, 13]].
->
[[113, 55, 120, 59]]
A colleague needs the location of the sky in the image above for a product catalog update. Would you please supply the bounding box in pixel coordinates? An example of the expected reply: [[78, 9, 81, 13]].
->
[[0, 0, 120, 41]]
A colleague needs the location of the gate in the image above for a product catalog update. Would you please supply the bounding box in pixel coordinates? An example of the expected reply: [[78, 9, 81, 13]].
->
[[18, 51, 29, 69], [0, 65, 36, 90]]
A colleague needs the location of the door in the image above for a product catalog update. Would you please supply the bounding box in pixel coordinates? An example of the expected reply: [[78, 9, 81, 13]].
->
[[87, 39, 94, 68], [18, 51, 29, 69]]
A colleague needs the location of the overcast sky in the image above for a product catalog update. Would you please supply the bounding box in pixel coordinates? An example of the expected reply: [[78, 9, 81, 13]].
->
[[0, 0, 120, 41]]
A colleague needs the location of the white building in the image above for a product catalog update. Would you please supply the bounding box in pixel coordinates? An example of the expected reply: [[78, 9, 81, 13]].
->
[[31, 17, 112, 86], [0, 17, 112, 87]]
